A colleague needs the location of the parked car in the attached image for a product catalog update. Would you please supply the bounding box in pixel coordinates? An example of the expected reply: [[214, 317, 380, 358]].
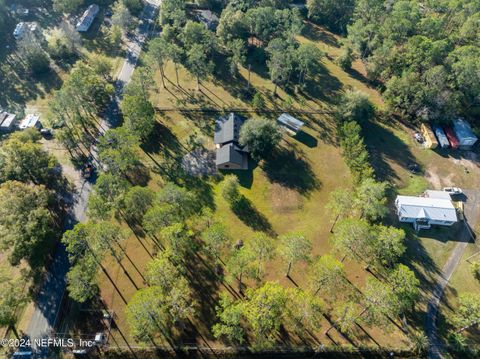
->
[[40, 128, 53, 137], [443, 187, 463, 195]]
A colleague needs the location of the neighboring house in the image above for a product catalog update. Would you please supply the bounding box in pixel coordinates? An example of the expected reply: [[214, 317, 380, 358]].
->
[[452, 119, 477, 150], [277, 113, 304, 135], [76, 4, 100, 32], [0, 111, 17, 132], [18, 114, 42, 130], [13, 21, 38, 39], [395, 194, 458, 230], [194, 10, 219, 31], [214, 113, 249, 170]]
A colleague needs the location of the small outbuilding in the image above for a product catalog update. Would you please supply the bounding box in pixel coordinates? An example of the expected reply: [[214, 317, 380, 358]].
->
[[214, 113, 249, 170], [420, 123, 438, 149], [452, 119, 477, 150], [395, 195, 458, 230], [0, 111, 17, 132], [431, 124, 449, 149], [277, 113, 304, 135], [76, 4, 100, 32], [13, 22, 38, 39], [18, 114, 41, 130]]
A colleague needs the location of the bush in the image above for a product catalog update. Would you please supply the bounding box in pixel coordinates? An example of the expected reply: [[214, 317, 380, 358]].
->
[[221, 175, 241, 205], [122, 0, 142, 15], [471, 261, 480, 281], [252, 92, 265, 109], [337, 45, 354, 70]]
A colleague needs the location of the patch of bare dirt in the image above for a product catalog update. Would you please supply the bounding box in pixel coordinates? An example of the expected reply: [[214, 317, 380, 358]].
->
[[425, 168, 442, 189], [270, 183, 303, 213], [451, 151, 480, 171]]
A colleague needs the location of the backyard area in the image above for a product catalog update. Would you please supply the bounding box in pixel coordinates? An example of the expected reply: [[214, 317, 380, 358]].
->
[[1, 4, 479, 354], [78, 21, 480, 353]]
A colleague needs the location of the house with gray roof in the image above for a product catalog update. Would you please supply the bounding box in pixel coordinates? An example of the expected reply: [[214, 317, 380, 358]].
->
[[214, 113, 249, 170], [395, 194, 458, 230]]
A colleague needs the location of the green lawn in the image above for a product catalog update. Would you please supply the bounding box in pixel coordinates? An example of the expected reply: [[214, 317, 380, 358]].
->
[[94, 23, 419, 350]]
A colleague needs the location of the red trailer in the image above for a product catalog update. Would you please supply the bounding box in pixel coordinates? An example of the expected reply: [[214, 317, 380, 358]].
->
[[443, 126, 459, 150]]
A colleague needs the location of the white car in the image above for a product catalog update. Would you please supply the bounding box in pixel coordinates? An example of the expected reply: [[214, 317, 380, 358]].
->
[[443, 187, 463, 195]]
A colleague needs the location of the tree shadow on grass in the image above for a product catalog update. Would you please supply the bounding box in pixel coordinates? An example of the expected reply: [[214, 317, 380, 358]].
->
[[126, 162, 151, 186], [232, 195, 275, 236], [362, 118, 418, 183], [293, 130, 318, 148], [261, 147, 321, 197], [300, 64, 343, 106], [302, 21, 340, 49], [141, 120, 183, 156]]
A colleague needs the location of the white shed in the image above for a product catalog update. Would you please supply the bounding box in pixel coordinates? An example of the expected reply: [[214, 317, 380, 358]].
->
[[18, 114, 41, 130], [277, 113, 304, 134]]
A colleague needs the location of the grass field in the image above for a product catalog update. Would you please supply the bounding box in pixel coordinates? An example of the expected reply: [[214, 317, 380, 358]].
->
[[7, 15, 476, 352], [91, 22, 421, 351]]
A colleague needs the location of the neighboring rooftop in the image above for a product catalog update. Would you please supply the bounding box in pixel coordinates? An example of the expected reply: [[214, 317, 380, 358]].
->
[[13, 22, 38, 39], [76, 4, 100, 32], [0, 111, 17, 131], [19, 114, 41, 130]]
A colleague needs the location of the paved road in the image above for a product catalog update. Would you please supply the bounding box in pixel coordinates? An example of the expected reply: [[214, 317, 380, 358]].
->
[[25, 2, 159, 356], [426, 190, 480, 359]]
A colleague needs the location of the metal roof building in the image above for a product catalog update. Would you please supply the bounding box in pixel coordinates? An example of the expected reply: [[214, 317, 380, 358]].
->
[[395, 195, 457, 230], [0, 112, 17, 132], [76, 4, 99, 32], [18, 114, 41, 130], [452, 119, 477, 149], [214, 113, 249, 170], [277, 113, 304, 134]]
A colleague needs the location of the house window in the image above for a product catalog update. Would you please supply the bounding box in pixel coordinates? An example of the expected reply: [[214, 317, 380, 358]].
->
[[225, 165, 230, 168]]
